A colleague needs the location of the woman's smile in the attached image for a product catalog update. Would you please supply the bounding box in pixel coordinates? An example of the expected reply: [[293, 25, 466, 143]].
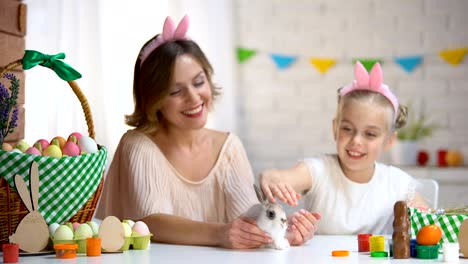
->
[[182, 103, 204, 118]]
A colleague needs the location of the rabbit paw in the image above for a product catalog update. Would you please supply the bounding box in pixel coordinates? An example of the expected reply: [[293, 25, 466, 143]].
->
[[273, 237, 290, 250]]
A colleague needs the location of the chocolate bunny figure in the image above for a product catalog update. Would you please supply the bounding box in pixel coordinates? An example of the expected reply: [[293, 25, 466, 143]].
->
[[9, 161, 49, 252], [392, 200, 410, 258]]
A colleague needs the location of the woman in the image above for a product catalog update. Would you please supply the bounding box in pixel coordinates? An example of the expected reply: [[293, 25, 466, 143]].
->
[[97, 15, 318, 249]]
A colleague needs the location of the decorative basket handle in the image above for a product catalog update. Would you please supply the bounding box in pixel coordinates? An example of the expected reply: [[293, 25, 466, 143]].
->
[[0, 53, 95, 139]]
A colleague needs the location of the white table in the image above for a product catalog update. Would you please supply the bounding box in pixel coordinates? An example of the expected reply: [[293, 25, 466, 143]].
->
[[6, 236, 468, 263]]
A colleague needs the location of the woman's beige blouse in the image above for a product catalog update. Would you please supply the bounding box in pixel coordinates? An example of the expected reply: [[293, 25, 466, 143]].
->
[[96, 130, 258, 223]]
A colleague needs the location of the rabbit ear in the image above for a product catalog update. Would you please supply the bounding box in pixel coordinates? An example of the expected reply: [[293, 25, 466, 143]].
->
[[162, 16, 175, 41], [173, 15, 189, 39], [354, 61, 369, 88], [369, 62, 383, 90], [14, 174, 34, 212], [29, 161, 40, 210], [253, 184, 267, 205]]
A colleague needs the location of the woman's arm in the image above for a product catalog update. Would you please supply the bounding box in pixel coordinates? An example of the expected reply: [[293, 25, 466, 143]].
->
[[142, 213, 272, 249], [259, 161, 312, 206]]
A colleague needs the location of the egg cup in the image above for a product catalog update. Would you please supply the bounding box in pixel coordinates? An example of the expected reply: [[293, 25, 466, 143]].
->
[[132, 234, 153, 250], [120, 237, 133, 251], [53, 238, 91, 253]]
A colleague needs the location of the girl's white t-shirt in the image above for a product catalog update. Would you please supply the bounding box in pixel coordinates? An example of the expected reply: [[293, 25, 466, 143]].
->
[[302, 154, 416, 235]]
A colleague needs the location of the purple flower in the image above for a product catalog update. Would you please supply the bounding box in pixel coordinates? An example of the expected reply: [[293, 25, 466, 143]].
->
[[0, 82, 9, 100], [0, 72, 20, 145], [3, 73, 16, 81], [7, 106, 19, 133]]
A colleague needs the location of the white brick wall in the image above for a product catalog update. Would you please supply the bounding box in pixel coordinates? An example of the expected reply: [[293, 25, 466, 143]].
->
[[235, 0, 468, 175]]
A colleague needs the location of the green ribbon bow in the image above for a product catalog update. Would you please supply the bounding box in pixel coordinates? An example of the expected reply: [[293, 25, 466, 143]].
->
[[22, 50, 82, 81]]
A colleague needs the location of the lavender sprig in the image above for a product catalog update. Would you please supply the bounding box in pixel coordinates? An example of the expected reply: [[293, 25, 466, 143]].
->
[[0, 72, 20, 146]]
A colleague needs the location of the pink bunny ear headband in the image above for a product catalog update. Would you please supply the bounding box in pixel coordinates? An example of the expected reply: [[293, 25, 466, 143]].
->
[[340, 61, 399, 116], [138, 15, 190, 67]]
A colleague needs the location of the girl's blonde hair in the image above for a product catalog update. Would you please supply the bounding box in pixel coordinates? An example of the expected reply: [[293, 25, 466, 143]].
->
[[336, 89, 408, 132]]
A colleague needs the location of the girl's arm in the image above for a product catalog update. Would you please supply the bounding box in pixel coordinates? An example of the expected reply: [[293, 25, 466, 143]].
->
[[142, 213, 271, 249], [259, 161, 312, 206]]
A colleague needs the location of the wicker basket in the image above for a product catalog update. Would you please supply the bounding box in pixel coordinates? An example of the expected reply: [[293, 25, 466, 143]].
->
[[0, 56, 107, 245]]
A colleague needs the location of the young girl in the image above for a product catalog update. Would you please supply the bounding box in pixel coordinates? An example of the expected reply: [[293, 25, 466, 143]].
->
[[260, 61, 427, 235]]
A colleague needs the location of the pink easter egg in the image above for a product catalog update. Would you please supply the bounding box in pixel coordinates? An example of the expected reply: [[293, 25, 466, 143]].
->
[[72, 222, 81, 231], [67, 132, 83, 142], [25, 147, 42, 156], [132, 221, 150, 236], [35, 139, 50, 150], [62, 141, 81, 156]]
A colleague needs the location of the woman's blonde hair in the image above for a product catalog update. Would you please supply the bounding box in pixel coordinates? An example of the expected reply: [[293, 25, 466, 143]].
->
[[125, 37, 221, 133]]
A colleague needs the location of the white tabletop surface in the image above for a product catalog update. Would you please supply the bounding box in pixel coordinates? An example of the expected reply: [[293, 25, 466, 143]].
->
[[4, 235, 467, 264]]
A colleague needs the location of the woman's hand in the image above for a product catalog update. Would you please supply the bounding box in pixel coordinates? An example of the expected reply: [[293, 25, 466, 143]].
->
[[259, 169, 301, 206], [286, 210, 321, 246], [218, 217, 272, 249]]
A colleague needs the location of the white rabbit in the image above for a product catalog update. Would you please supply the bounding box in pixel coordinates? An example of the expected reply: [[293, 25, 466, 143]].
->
[[9, 161, 49, 253], [244, 184, 290, 250]]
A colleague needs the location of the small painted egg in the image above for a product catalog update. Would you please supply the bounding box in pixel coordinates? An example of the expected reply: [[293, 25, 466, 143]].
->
[[25, 147, 42, 156], [2, 142, 13, 151], [48, 223, 60, 237], [78, 136, 98, 154], [62, 141, 80, 156], [132, 221, 150, 236], [67, 132, 83, 142]]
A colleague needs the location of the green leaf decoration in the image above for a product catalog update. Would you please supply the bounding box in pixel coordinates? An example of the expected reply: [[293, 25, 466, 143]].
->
[[352, 58, 383, 72], [397, 103, 439, 141], [237, 48, 256, 63]]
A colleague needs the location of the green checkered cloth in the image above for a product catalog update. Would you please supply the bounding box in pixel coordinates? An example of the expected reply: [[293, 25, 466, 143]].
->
[[0, 147, 107, 224], [409, 207, 468, 243]]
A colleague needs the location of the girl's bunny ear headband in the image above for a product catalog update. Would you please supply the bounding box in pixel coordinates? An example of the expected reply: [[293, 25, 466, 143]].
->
[[340, 61, 399, 116], [138, 15, 190, 67]]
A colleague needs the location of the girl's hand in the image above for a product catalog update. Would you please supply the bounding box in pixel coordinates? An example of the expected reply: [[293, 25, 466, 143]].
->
[[218, 217, 272, 249], [286, 210, 321, 246], [259, 169, 301, 206]]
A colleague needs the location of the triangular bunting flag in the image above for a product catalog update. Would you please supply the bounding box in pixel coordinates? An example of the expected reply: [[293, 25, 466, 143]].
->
[[394, 56, 423, 73], [439, 48, 468, 66], [270, 54, 297, 69], [237, 48, 256, 63], [352, 58, 383, 72], [309, 58, 337, 74]]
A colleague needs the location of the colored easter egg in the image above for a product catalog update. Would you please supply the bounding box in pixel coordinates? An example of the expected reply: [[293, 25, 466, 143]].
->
[[51, 136, 66, 149], [54, 225, 74, 240], [78, 136, 98, 154], [132, 221, 150, 236], [35, 139, 50, 151], [25, 147, 42, 156], [62, 141, 80, 156], [14, 140, 30, 153], [43, 144, 62, 158], [67, 132, 83, 142], [2, 142, 13, 151]]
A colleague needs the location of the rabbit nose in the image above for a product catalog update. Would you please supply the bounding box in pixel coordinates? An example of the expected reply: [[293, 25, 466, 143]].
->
[[281, 218, 287, 224]]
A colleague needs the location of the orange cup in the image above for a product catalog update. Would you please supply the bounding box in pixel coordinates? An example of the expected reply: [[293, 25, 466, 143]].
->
[[86, 238, 102, 256], [54, 243, 78, 259]]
